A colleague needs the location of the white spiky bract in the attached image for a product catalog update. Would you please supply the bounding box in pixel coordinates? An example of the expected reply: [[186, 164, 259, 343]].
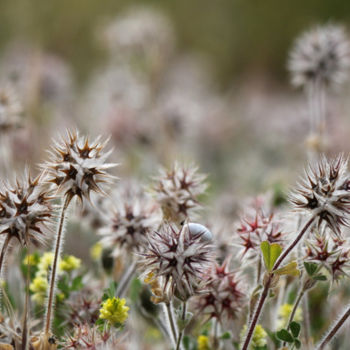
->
[[0, 171, 53, 247], [99, 182, 161, 257], [290, 155, 350, 236], [288, 24, 350, 88], [43, 130, 117, 204], [141, 224, 214, 300]]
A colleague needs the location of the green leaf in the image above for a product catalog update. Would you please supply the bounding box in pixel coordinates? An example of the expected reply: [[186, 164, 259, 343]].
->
[[304, 262, 318, 276], [71, 275, 83, 291], [294, 338, 301, 348], [274, 261, 300, 277], [261, 241, 282, 271], [313, 274, 327, 281], [290, 322, 301, 338], [182, 335, 190, 350], [276, 329, 294, 343], [220, 331, 232, 340]]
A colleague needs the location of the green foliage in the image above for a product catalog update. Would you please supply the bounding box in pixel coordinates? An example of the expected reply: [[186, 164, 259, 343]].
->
[[276, 322, 302, 349], [261, 241, 282, 272]]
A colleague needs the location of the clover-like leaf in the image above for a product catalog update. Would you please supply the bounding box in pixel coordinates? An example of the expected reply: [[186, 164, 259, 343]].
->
[[274, 261, 300, 277], [276, 329, 294, 343], [290, 322, 301, 338], [261, 241, 282, 271], [304, 262, 318, 276]]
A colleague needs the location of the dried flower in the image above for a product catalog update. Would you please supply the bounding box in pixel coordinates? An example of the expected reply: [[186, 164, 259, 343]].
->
[[196, 259, 246, 322], [141, 224, 213, 300], [43, 130, 116, 204], [152, 162, 207, 225], [0, 85, 22, 132], [290, 155, 350, 236], [99, 182, 161, 257], [288, 24, 350, 88], [99, 297, 129, 325], [0, 172, 52, 247]]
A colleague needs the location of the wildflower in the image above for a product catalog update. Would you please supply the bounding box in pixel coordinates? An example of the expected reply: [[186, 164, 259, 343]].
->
[[152, 162, 207, 225], [0, 171, 53, 247], [37, 252, 55, 275], [277, 303, 303, 330], [240, 324, 267, 349], [99, 297, 129, 325], [43, 130, 116, 204], [59, 255, 81, 272], [197, 335, 210, 350], [288, 24, 350, 88], [196, 259, 247, 322], [141, 223, 213, 300], [30, 275, 48, 305], [0, 85, 23, 132], [99, 182, 161, 257], [90, 242, 103, 261], [290, 155, 350, 236], [23, 254, 40, 266]]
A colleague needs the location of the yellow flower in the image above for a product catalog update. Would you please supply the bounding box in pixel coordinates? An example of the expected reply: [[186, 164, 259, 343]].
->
[[30, 276, 48, 305], [99, 297, 129, 325], [90, 242, 103, 261], [240, 324, 267, 349], [197, 335, 210, 350], [37, 252, 55, 274], [277, 303, 303, 330], [60, 255, 81, 272], [23, 254, 39, 266]]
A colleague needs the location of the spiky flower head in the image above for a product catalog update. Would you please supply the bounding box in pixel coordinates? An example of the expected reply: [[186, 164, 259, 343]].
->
[[234, 197, 285, 261], [43, 130, 116, 204], [196, 259, 246, 323], [152, 162, 207, 225], [0, 85, 23, 132], [99, 182, 161, 257], [304, 228, 350, 281], [290, 155, 350, 236], [288, 24, 350, 88], [141, 223, 214, 300], [0, 172, 52, 247]]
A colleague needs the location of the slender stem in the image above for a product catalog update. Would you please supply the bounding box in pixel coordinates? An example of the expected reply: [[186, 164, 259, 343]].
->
[[317, 306, 350, 350], [241, 215, 315, 350], [176, 301, 187, 350], [21, 245, 31, 350], [164, 302, 178, 347], [303, 293, 311, 349], [44, 196, 71, 335], [256, 255, 262, 285], [116, 261, 137, 298], [212, 318, 220, 349], [0, 234, 12, 278]]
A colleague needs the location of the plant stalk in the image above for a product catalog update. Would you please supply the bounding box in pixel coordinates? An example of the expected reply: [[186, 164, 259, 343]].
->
[[116, 261, 137, 297], [164, 302, 178, 347], [176, 301, 187, 350], [0, 234, 12, 278]]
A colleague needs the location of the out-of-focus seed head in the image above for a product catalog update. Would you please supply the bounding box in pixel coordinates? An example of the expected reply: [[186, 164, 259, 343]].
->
[[43, 130, 116, 204], [0, 171, 53, 247], [152, 162, 207, 225], [99, 182, 161, 257], [288, 24, 350, 88], [195, 259, 247, 323], [140, 223, 214, 301], [305, 228, 350, 281], [290, 155, 350, 236], [0, 85, 23, 132]]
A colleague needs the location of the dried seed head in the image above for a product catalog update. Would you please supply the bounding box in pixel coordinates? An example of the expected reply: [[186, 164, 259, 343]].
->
[[99, 182, 161, 257], [288, 24, 350, 88], [43, 130, 116, 204], [196, 259, 247, 323], [152, 162, 207, 225], [0, 85, 23, 132], [0, 171, 53, 247], [140, 223, 214, 300], [290, 155, 350, 236], [305, 228, 350, 281]]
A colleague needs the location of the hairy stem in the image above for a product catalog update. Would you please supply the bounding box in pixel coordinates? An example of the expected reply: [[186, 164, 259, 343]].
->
[[0, 234, 12, 278], [176, 301, 187, 350], [116, 261, 137, 298], [241, 215, 315, 350], [303, 293, 311, 349], [44, 195, 71, 335], [317, 306, 350, 349], [164, 302, 178, 347]]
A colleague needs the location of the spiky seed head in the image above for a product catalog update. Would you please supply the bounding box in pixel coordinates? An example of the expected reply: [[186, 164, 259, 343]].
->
[[0, 171, 53, 247], [43, 130, 116, 204], [196, 259, 247, 323], [152, 162, 207, 225], [99, 182, 161, 257], [0, 85, 23, 132], [290, 155, 350, 236], [140, 223, 214, 301], [288, 24, 350, 88]]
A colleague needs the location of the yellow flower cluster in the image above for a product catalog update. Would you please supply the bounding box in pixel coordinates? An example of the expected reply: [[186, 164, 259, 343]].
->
[[277, 303, 303, 330], [99, 297, 129, 325], [197, 335, 210, 350], [90, 242, 103, 261], [240, 324, 267, 349]]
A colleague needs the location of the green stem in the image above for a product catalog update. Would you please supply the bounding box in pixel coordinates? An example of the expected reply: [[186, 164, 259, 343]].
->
[[176, 301, 187, 350]]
